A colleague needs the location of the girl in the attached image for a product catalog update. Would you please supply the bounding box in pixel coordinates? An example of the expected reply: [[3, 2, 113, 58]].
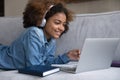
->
[[0, 0, 80, 69]]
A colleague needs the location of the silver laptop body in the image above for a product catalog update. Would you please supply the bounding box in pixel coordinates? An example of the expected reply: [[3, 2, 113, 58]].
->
[[52, 38, 120, 73]]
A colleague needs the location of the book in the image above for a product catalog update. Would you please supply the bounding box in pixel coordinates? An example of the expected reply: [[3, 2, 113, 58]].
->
[[18, 65, 60, 77]]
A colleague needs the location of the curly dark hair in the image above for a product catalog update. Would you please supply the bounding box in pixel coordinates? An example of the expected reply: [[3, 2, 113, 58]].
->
[[23, 0, 73, 33]]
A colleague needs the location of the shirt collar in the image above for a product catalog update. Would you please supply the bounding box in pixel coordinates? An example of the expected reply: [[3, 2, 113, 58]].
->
[[43, 34, 55, 46], [33, 26, 55, 46]]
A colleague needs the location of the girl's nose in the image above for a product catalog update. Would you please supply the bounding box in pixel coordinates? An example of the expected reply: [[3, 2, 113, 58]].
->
[[59, 24, 65, 32]]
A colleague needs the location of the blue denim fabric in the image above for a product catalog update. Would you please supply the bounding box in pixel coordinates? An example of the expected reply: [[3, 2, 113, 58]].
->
[[0, 26, 70, 69]]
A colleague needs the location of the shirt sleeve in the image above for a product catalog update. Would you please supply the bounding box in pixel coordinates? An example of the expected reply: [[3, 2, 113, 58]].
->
[[45, 43, 70, 65], [23, 30, 45, 66]]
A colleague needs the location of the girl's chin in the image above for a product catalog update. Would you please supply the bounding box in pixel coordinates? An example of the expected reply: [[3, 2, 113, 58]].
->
[[53, 36, 60, 39]]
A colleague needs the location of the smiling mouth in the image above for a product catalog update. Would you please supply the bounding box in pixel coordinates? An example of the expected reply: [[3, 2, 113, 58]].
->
[[55, 31, 61, 36]]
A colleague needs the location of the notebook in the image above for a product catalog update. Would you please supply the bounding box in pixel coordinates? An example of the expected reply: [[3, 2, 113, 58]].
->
[[18, 65, 60, 77], [52, 38, 120, 73]]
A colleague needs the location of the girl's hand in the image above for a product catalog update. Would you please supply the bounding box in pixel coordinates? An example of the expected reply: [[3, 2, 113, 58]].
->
[[67, 49, 80, 61]]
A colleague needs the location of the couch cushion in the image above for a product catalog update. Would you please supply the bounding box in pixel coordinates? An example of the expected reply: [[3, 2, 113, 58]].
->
[[0, 17, 24, 45], [0, 11, 120, 61]]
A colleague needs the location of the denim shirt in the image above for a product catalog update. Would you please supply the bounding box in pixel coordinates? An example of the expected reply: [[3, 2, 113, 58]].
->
[[0, 26, 70, 69]]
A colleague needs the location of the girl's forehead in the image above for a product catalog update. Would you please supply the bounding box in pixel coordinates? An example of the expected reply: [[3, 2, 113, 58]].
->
[[51, 13, 66, 19], [50, 13, 66, 22]]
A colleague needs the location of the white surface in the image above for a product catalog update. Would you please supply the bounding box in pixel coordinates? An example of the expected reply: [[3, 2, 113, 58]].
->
[[0, 67, 120, 80]]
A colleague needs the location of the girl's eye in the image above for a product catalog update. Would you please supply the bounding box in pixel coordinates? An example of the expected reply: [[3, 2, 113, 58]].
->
[[54, 21, 60, 25], [54, 20, 67, 27]]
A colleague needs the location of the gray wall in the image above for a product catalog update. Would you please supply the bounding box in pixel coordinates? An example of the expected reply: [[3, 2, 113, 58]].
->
[[5, 0, 28, 17], [4, 0, 120, 17]]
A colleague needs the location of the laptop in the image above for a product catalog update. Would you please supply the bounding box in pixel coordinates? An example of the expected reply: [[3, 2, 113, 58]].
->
[[52, 38, 120, 73]]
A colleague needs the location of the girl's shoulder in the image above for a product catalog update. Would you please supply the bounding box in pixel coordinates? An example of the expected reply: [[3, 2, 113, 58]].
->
[[25, 26, 45, 43], [27, 26, 43, 33], [25, 26, 44, 37]]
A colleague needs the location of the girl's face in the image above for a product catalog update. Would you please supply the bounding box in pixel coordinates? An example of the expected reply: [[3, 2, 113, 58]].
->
[[43, 12, 66, 39]]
